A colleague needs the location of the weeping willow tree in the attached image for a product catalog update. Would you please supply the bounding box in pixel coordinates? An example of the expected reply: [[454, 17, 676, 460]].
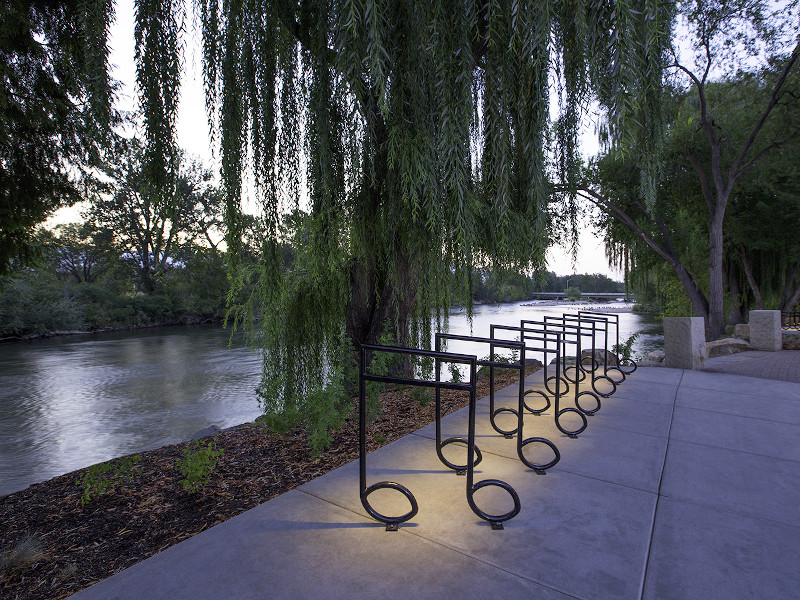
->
[[0, 0, 118, 271], [133, 0, 672, 440]]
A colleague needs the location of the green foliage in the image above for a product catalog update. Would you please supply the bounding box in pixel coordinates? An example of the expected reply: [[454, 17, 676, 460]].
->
[[177, 440, 224, 494], [586, 2, 800, 337], [185, 0, 672, 453], [164, 248, 228, 319], [612, 333, 640, 361], [0, 270, 85, 337], [0, 207, 230, 336], [0, 0, 117, 269], [304, 382, 354, 455], [447, 362, 463, 384], [79, 455, 142, 506], [565, 286, 582, 301], [410, 386, 432, 407], [88, 140, 224, 294], [660, 276, 694, 319]]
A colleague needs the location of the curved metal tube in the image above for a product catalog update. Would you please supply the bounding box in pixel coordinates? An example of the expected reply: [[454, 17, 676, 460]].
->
[[360, 343, 521, 530], [523, 389, 550, 415], [359, 351, 419, 530], [578, 310, 639, 379], [495, 324, 588, 438], [464, 358, 521, 528]]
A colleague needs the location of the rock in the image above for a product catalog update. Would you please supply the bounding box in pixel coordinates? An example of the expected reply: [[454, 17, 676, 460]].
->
[[579, 349, 620, 366], [524, 358, 543, 367], [191, 424, 221, 440], [705, 337, 753, 358], [734, 323, 750, 339], [782, 331, 800, 350], [647, 350, 665, 362]]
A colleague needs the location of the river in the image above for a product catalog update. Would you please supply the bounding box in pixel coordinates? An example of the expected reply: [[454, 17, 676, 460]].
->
[[0, 301, 661, 497]]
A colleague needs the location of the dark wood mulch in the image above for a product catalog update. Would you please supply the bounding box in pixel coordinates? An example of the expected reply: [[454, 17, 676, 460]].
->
[[0, 367, 535, 600]]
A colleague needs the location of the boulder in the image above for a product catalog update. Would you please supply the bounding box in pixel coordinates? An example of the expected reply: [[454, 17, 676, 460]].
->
[[191, 424, 221, 440], [705, 337, 753, 358], [647, 350, 665, 362], [579, 349, 620, 366], [782, 331, 800, 350], [733, 323, 750, 339], [664, 317, 706, 369]]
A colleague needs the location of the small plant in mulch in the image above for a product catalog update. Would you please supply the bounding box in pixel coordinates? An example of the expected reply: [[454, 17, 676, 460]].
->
[[79, 455, 142, 506], [0, 533, 47, 583], [410, 386, 432, 407], [177, 440, 225, 493]]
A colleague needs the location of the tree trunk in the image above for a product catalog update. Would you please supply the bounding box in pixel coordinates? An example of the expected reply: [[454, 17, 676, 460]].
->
[[673, 260, 710, 324], [345, 250, 420, 373], [726, 256, 744, 325], [740, 246, 765, 310], [707, 205, 726, 340]]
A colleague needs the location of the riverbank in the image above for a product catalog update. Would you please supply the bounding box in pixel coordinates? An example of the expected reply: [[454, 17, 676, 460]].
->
[[1, 298, 637, 344], [0, 316, 224, 344], [0, 366, 534, 600], [519, 300, 635, 312]]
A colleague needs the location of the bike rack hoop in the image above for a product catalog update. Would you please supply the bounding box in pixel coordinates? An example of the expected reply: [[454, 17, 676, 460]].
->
[[359, 342, 522, 530]]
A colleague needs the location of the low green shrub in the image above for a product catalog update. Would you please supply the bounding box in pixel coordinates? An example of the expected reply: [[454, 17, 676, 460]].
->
[[177, 440, 224, 494], [79, 455, 141, 506]]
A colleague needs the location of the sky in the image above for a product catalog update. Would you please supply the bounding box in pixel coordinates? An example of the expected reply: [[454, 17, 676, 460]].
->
[[51, 0, 622, 280]]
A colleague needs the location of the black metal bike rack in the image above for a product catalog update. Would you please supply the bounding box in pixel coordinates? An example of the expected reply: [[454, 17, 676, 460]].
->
[[359, 344, 520, 530], [434, 333, 560, 474], [490, 324, 588, 438], [532, 317, 616, 417], [540, 315, 617, 400], [578, 310, 638, 381]]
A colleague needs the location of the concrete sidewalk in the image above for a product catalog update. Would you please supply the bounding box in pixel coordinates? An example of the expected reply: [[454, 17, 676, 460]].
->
[[704, 349, 800, 383], [69, 365, 800, 600]]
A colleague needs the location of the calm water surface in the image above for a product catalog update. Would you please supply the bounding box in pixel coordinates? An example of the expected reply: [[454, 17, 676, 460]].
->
[[0, 302, 661, 496]]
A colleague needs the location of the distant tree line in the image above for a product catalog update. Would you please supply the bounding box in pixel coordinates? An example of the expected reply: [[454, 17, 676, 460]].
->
[[472, 271, 624, 304], [0, 142, 233, 339]]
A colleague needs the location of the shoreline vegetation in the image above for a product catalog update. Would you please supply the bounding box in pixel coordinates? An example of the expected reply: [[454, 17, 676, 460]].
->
[[1, 260, 626, 343], [1, 298, 636, 344], [0, 365, 537, 600], [0, 315, 223, 344]]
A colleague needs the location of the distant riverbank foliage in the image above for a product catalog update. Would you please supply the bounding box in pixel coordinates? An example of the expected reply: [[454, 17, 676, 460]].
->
[[0, 230, 229, 339], [0, 246, 622, 340]]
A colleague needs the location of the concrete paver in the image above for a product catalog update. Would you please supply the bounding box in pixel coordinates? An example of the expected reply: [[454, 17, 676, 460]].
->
[[642, 498, 800, 600], [68, 358, 800, 600], [669, 405, 800, 462], [675, 385, 800, 425], [703, 349, 800, 384], [660, 439, 800, 526]]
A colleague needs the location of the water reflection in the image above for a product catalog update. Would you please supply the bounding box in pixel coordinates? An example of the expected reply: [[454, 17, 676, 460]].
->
[[442, 301, 662, 363], [0, 327, 262, 497], [0, 303, 661, 497]]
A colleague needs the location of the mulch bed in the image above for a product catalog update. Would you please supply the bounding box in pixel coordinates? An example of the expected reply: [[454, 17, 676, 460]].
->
[[0, 366, 535, 600]]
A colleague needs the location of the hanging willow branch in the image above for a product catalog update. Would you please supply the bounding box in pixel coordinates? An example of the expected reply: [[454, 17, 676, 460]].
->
[[135, 0, 671, 444]]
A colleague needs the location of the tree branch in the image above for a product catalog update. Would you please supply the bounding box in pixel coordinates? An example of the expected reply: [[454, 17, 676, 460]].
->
[[684, 150, 715, 213], [739, 245, 765, 310], [728, 39, 800, 187]]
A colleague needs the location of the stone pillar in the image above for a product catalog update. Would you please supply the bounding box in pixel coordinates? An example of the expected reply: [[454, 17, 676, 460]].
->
[[663, 317, 706, 369], [749, 310, 782, 351]]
